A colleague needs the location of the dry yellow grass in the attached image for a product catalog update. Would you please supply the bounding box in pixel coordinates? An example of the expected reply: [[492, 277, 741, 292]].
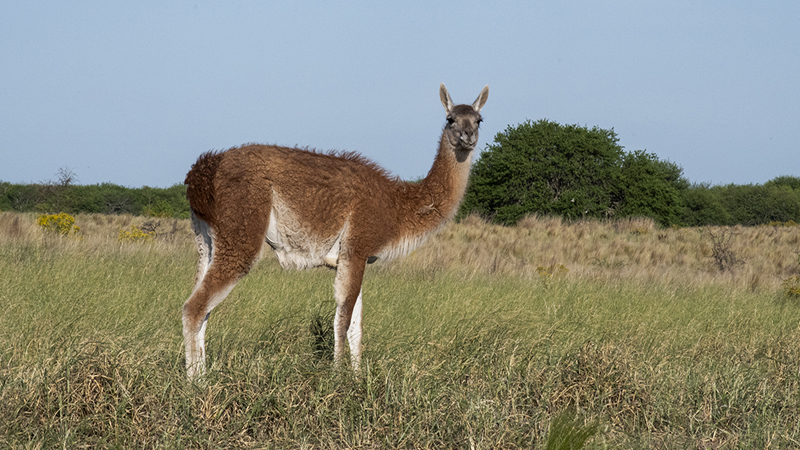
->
[[0, 212, 193, 253], [4, 211, 798, 294], [389, 214, 800, 294]]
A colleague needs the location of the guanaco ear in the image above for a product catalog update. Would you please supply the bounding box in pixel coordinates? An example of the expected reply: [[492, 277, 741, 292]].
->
[[472, 85, 489, 112], [439, 83, 454, 114]]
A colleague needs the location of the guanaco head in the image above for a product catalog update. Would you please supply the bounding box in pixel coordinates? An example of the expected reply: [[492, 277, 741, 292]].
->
[[440, 83, 489, 151]]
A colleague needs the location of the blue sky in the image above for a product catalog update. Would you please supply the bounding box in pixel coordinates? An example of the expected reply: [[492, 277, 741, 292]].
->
[[1, 1, 797, 188]]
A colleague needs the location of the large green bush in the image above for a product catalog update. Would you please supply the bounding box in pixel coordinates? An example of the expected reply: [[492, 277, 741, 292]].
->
[[459, 119, 687, 226], [617, 150, 687, 226], [460, 120, 624, 225]]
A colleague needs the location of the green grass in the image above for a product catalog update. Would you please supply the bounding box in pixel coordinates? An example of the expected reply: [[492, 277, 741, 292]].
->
[[1, 214, 799, 448]]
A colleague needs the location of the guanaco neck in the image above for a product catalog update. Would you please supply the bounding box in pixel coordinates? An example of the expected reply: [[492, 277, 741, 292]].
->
[[409, 132, 474, 226]]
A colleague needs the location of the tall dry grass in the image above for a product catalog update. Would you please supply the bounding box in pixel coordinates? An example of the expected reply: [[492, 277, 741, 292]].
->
[[389, 214, 800, 293], [4, 211, 797, 292], [1, 211, 799, 449]]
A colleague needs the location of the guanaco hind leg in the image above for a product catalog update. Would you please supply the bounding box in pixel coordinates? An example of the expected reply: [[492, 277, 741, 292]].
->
[[183, 211, 269, 379], [190, 215, 214, 294], [184, 215, 215, 378], [182, 271, 238, 379]]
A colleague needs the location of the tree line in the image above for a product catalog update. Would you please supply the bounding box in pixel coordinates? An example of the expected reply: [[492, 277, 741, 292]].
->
[[2, 119, 798, 227], [0, 180, 190, 219], [458, 119, 799, 227]]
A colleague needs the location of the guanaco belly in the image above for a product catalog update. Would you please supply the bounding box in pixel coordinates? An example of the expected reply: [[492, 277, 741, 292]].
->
[[264, 198, 346, 270]]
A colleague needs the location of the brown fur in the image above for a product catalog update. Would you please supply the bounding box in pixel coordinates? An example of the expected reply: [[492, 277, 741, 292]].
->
[[185, 151, 223, 227], [181, 84, 489, 377]]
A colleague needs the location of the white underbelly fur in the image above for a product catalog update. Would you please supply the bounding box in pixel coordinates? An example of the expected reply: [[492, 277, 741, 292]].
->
[[265, 196, 346, 269]]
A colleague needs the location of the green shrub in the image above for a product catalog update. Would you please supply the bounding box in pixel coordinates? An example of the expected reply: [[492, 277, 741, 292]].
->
[[460, 119, 625, 225], [459, 119, 688, 226], [617, 150, 688, 226]]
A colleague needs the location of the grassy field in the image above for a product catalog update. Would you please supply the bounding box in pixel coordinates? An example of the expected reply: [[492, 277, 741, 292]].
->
[[1, 211, 799, 449]]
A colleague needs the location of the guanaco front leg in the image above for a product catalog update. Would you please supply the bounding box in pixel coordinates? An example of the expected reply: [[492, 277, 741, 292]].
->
[[333, 259, 365, 371]]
